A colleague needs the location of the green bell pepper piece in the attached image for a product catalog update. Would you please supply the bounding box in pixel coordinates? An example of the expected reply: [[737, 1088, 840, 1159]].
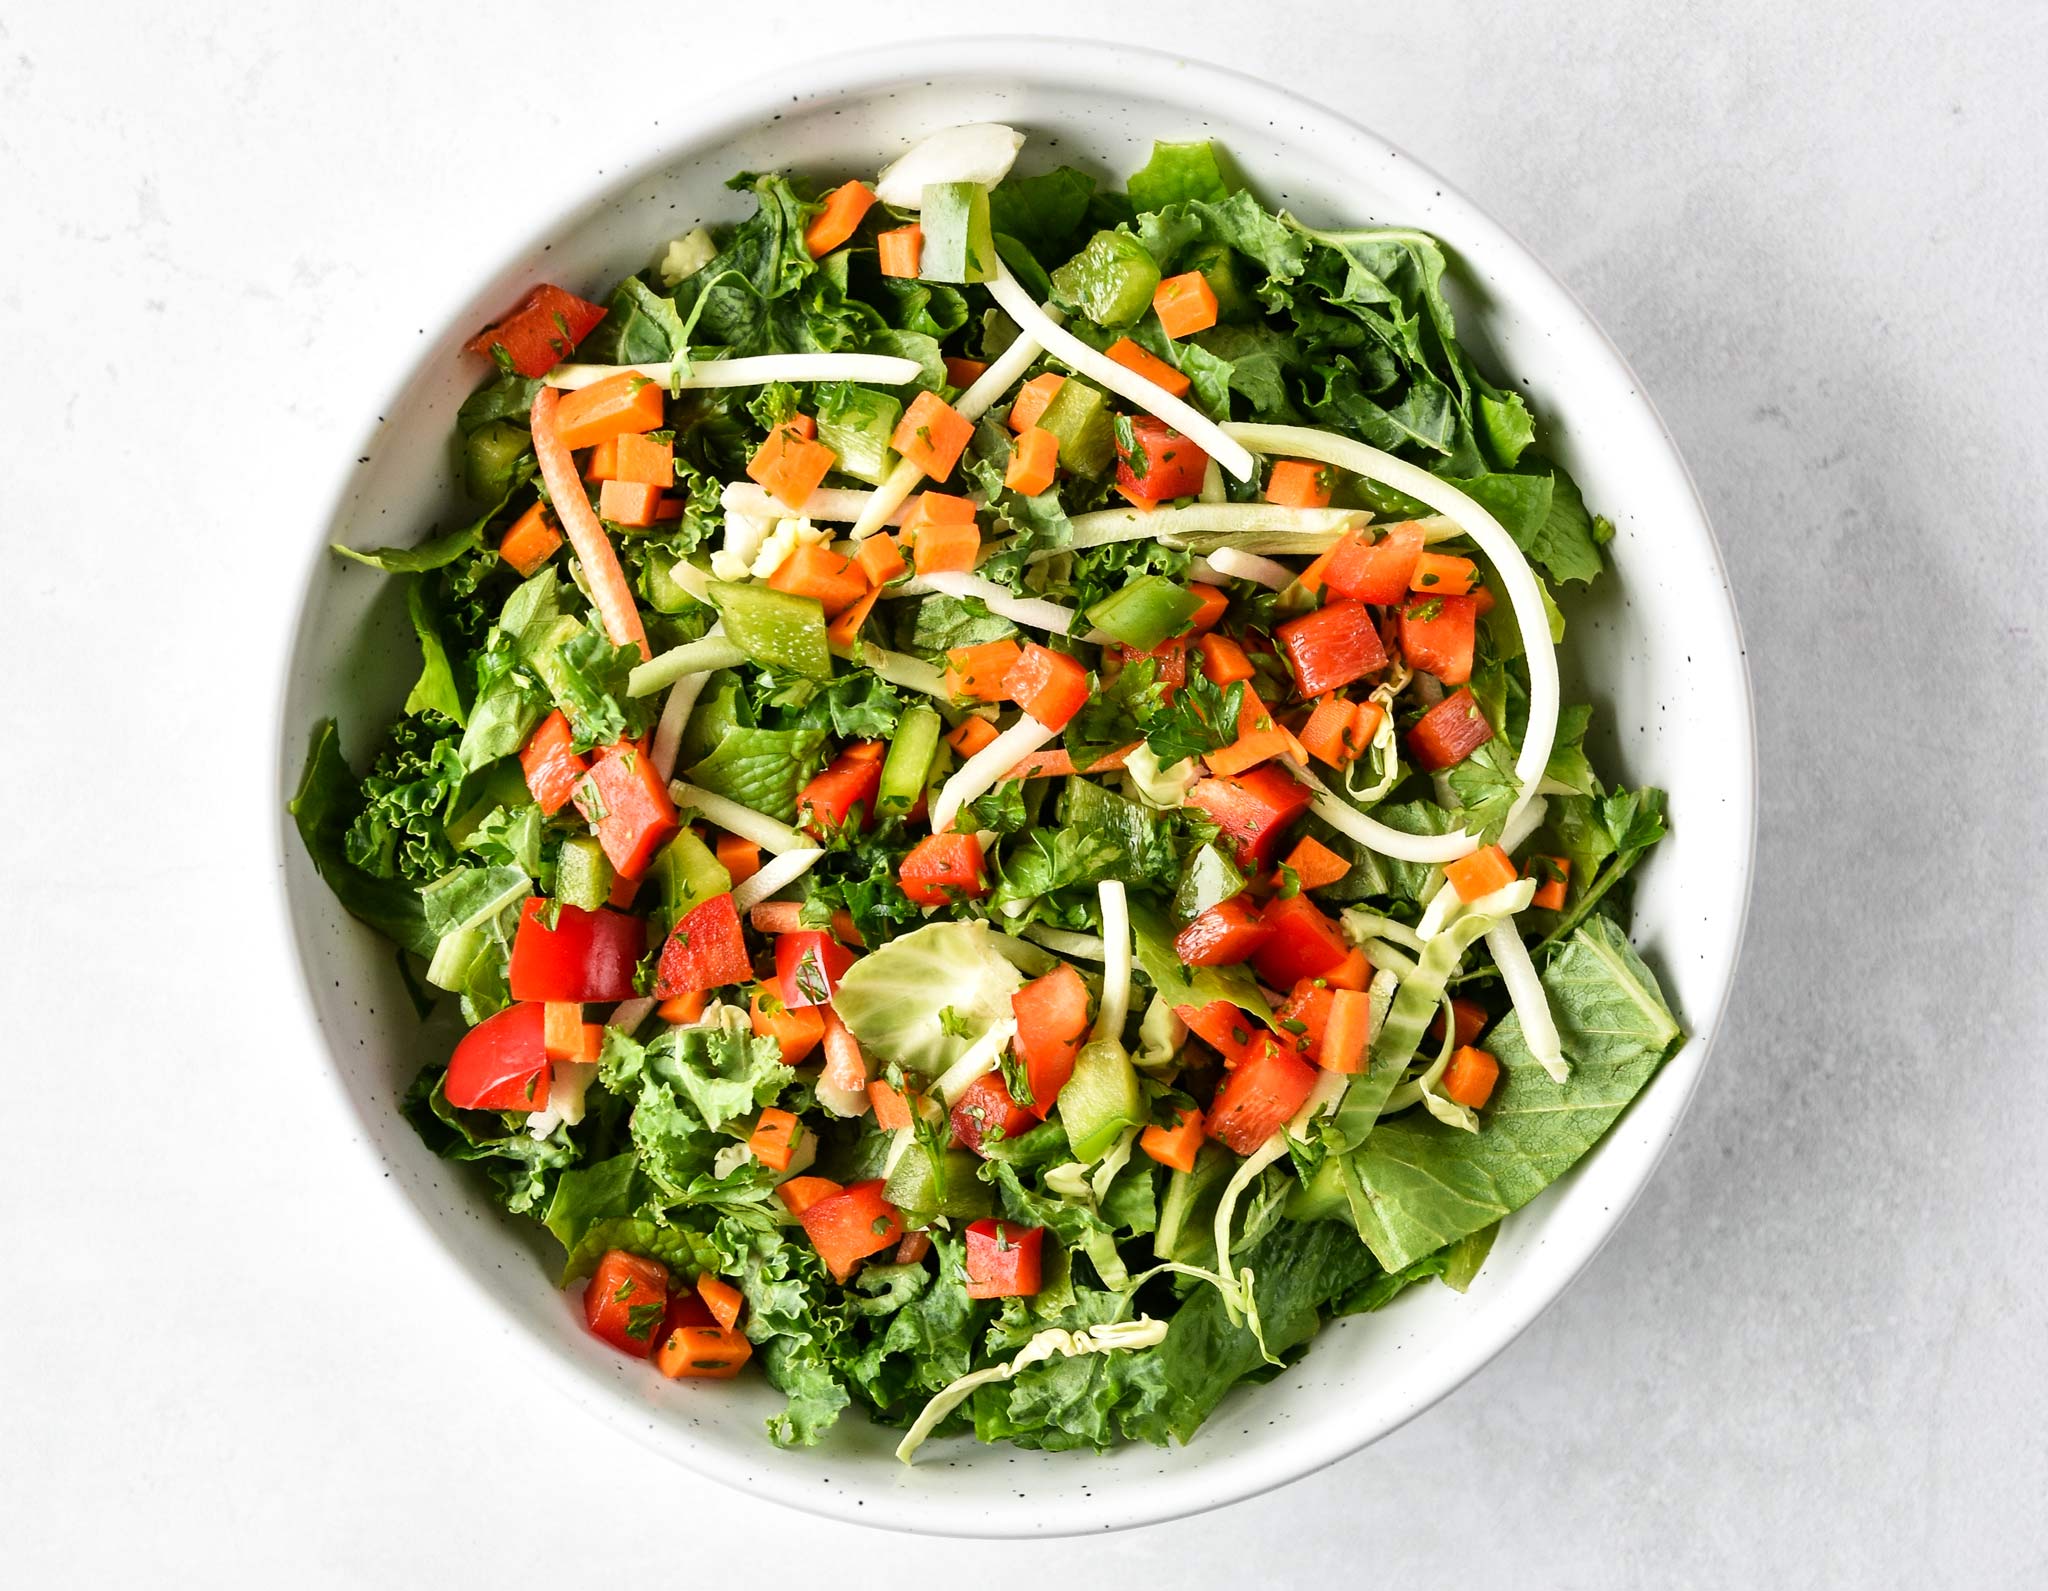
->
[[708, 580, 833, 681], [1086, 574, 1202, 651]]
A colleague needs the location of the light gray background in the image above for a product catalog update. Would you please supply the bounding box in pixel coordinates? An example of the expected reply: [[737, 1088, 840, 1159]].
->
[[4, 2, 2043, 1585]]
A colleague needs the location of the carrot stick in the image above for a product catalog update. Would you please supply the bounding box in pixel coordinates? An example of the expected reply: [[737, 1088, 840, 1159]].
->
[[530, 387, 649, 659]]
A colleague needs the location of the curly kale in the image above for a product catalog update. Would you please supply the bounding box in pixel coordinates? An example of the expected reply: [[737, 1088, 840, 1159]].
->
[[344, 711, 465, 884]]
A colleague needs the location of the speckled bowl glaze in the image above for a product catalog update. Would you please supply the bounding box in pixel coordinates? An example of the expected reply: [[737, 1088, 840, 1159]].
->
[[276, 38, 1754, 1536]]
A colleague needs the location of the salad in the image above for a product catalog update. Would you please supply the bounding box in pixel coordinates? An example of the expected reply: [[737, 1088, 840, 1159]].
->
[[293, 125, 1683, 1459]]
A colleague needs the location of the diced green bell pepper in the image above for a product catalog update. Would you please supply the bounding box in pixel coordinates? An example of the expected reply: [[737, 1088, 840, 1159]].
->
[[883, 1146, 995, 1221], [815, 383, 902, 486], [1051, 229, 1162, 328], [651, 828, 731, 918], [1036, 377, 1116, 477], [708, 580, 833, 681], [1180, 240, 1254, 323], [1173, 842, 1247, 924], [878, 706, 942, 814], [556, 834, 615, 912], [465, 420, 531, 504], [1060, 1038, 1143, 1162], [1086, 574, 1203, 651], [920, 181, 997, 284]]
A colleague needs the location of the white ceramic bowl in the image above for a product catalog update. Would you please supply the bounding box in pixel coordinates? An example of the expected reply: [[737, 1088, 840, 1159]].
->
[[276, 39, 1754, 1536]]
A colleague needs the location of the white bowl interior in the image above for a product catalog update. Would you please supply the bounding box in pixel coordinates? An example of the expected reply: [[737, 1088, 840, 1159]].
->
[[276, 42, 1752, 1536]]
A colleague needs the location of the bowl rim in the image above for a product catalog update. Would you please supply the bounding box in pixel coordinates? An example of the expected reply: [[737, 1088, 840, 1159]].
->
[[273, 34, 1757, 1537]]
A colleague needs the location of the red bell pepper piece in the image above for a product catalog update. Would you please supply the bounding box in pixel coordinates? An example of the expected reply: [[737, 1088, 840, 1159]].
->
[[518, 710, 588, 816], [964, 1219, 1045, 1299], [653, 893, 752, 997], [507, 898, 645, 1002], [444, 1001, 552, 1112], [1398, 593, 1480, 685], [1109, 638, 1188, 700], [1276, 599, 1388, 698], [1251, 892, 1351, 990], [582, 1249, 670, 1358], [776, 930, 856, 1008], [797, 745, 885, 835], [1185, 764, 1312, 868], [1174, 895, 1272, 966], [1174, 1000, 1259, 1066], [467, 284, 608, 379], [1004, 643, 1090, 730], [575, 740, 679, 881], [1207, 1032, 1318, 1153], [1011, 964, 1091, 1118], [898, 832, 988, 906], [950, 1071, 1036, 1157], [1114, 415, 1210, 503], [1407, 687, 1496, 771], [798, 1179, 903, 1281], [1322, 522, 1426, 604], [1273, 978, 1336, 1063]]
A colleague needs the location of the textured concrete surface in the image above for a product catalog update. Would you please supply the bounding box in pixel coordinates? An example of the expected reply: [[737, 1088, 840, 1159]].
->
[[4, 3, 2044, 1585]]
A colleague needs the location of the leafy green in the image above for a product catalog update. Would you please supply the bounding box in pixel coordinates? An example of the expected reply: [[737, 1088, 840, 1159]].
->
[[292, 721, 437, 956], [1129, 901, 1274, 1028], [681, 725, 827, 823], [582, 276, 689, 365], [548, 625, 657, 750], [403, 579, 467, 725], [1127, 141, 1234, 211], [401, 1071, 574, 1216], [906, 593, 1017, 655]]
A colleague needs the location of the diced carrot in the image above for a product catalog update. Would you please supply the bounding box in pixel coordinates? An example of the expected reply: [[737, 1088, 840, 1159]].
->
[[1322, 945, 1372, 991], [598, 478, 663, 528], [655, 1325, 752, 1379], [1296, 546, 1337, 594], [1104, 337, 1190, 397], [868, 1080, 915, 1131], [1444, 843, 1518, 903], [530, 388, 649, 659], [904, 493, 980, 574], [1411, 551, 1478, 596], [853, 531, 908, 586], [947, 715, 1000, 756], [1442, 1045, 1500, 1108], [748, 1106, 804, 1171], [1191, 640, 1254, 702], [1298, 696, 1366, 768], [1113, 483, 1159, 513], [1006, 372, 1066, 434], [1430, 996, 1489, 1048], [1140, 1106, 1207, 1173], [746, 421, 837, 512], [652, 495, 684, 520], [613, 432, 675, 488], [944, 355, 989, 388], [658, 989, 708, 1025], [876, 224, 923, 277], [542, 1001, 584, 1061], [1349, 701, 1384, 757], [826, 584, 882, 648], [553, 372, 666, 451], [891, 391, 975, 482], [715, 832, 761, 886], [1005, 643, 1090, 731], [695, 1274, 744, 1331], [585, 438, 619, 481], [1185, 583, 1229, 634], [780, 413, 818, 441], [607, 869, 640, 910], [768, 543, 867, 617], [750, 989, 826, 1066], [1153, 271, 1220, 339], [945, 640, 1022, 701], [1265, 459, 1335, 509], [1277, 835, 1350, 892], [498, 502, 562, 576], [1528, 855, 1571, 911], [828, 908, 866, 948], [804, 180, 877, 258], [776, 1175, 842, 1216], [1321, 989, 1372, 1074], [1005, 425, 1059, 495], [1203, 714, 1293, 778]]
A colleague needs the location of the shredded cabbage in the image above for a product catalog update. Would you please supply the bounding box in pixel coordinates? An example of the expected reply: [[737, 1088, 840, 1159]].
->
[[929, 713, 1059, 835], [874, 122, 1025, 207], [1095, 881, 1132, 1042], [1286, 756, 1481, 865], [1061, 502, 1368, 556], [918, 569, 1102, 640], [857, 643, 949, 698], [648, 621, 723, 782], [1488, 919, 1566, 1082], [830, 920, 1024, 1078], [730, 847, 825, 915], [1372, 879, 1535, 1071], [544, 352, 921, 392], [721, 481, 907, 527], [666, 781, 807, 854]]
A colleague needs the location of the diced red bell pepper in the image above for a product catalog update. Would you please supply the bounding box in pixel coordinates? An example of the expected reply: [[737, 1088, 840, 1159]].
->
[[1323, 522, 1426, 604], [519, 711, 589, 817], [508, 898, 645, 1002], [1407, 687, 1496, 771], [797, 745, 885, 835], [1185, 764, 1312, 869], [1251, 892, 1351, 990], [1174, 999, 1259, 1066], [653, 893, 752, 997], [1398, 593, 1480, 685], [950, 1071, 1036, 1157], [798, 1179, 903, 1281], [776, 929, 856, 1008], [1207, 1032, 1318, 1153], [468, 284, 608, 379], [1273, 979, 1336, 1063], [575, 741, 679, 881], [1276, 600, 1387, 698], [444, 1001, 552, 1112], [1174, 895, 1272, 966], [1109, 639, 1188, 700], [964, 1219, 1045, 1299], [1004, 643, 1090, 730], [1114, 415, 1210, 503], [898, 832, 988, 906], [1012, 964, 1091, 1117], [582, 1249, 670, 1358]]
